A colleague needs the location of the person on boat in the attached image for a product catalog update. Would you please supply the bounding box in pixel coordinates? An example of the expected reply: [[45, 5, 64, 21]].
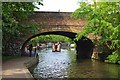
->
[[57, 42, 61, 51], [52, 42, 61, 52]]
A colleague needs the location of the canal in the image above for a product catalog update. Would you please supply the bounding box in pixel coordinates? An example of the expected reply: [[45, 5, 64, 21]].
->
[[32, 48, 120, 79]]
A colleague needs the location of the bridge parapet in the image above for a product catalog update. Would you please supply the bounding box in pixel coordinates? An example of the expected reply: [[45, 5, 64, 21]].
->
[[28, 11, 86, 26]]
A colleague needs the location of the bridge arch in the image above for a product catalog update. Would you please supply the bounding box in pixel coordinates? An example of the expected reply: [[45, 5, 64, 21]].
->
[[21, 31, 77, 54], [21, 31, 94, 59]]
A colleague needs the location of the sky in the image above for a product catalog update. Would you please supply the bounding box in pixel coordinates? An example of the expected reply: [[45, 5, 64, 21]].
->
[[34, 0, 80, 12]]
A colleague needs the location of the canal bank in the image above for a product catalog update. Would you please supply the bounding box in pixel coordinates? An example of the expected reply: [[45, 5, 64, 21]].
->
[[2, 57, 38, 80]]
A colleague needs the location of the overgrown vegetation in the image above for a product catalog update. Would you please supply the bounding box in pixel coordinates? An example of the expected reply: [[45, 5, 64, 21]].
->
[[72, 1, 120, 64]]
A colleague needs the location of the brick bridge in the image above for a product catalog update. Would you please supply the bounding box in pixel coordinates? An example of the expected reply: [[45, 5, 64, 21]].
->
[[21, 11, 94, 59], [22, 11, 86, 39]]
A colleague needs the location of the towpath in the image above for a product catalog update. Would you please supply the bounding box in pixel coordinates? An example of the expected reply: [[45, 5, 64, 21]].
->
[[2, 57, 37, 80]]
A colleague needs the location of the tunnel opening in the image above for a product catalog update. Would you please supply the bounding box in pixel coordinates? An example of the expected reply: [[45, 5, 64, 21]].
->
[[75, 36, 94, 59]]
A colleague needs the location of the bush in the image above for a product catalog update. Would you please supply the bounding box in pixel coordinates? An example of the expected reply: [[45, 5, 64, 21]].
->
[[106, 50, 120, 64]]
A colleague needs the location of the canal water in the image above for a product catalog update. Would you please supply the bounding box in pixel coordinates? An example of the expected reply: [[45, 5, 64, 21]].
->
[[32, 48, 120, 79]]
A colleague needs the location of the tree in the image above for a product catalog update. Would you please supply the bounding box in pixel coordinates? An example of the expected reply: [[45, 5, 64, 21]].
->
[[2, 2, 43, 55], [72, 1, 120, 64]]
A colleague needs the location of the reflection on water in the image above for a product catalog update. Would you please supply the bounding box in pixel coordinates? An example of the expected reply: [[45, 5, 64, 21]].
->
[[33, 48, 120, 79]]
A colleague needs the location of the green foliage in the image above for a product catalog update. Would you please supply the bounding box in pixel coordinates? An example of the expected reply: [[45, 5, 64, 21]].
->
[[105, 50, 120, 64], [2, 2, 43, 55], [72, 2, 93, 20], [2, 2, 37, 20], [29, 35, 72, 45], [118, 61, 120, 64], [74, 43, 77, 49], [72, 1, 120, 64]]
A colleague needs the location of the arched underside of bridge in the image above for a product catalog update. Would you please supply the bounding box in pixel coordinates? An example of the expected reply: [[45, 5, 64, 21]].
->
[[21, 31, 94, 59]]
